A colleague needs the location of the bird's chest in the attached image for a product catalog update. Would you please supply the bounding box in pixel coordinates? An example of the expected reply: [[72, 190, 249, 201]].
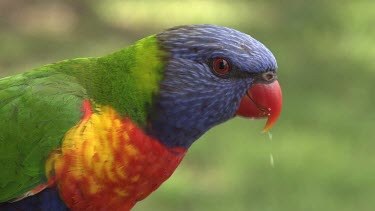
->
[[47, 105, 186, 211]]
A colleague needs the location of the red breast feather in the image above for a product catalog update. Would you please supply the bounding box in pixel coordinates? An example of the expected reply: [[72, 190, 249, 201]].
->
[[47, 101, 186, 211]]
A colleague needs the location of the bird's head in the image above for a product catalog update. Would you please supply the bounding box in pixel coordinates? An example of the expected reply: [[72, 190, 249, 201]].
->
[[147, 24, 282, 149]]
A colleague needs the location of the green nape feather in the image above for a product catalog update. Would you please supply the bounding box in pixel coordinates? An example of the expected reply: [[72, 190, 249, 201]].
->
[[85, 35, 165, 125], [0, 35, 165, 202]]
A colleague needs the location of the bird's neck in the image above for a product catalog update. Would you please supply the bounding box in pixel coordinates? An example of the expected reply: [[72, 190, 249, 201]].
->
[[68, 35, 166, 127], [62, 37, 204, 149], [146, 116, 212, 149]]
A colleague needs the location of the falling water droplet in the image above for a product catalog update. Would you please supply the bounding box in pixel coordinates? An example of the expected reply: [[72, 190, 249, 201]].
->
[[270, 153, 274, 167], [267, 131, 273, 141], [266, 131, 274, 167]]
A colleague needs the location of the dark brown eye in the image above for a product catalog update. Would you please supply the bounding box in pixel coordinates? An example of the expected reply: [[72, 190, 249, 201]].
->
[[213, 58, 230, 75]]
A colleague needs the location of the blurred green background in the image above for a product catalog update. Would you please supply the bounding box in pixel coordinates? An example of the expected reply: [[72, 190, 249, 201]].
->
[[1, 0, 374, 210]]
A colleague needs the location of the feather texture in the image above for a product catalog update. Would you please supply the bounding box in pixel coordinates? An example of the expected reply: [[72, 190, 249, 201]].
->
[[47, 101, 186, 211], [0, 68, 86, 201], [0, 35, 166, 203]]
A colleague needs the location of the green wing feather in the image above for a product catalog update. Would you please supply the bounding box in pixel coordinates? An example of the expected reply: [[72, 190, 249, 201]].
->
[[0, 62, 88, 202]]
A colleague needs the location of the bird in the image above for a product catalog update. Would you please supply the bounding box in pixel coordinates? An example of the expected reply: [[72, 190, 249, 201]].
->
[[0, 24, 282, 211]]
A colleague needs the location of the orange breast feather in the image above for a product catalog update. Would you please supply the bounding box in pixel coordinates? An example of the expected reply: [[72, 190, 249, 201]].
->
[[46, 101, 186, 211]]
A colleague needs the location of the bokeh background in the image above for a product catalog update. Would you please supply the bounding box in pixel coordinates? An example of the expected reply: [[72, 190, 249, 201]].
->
[[1, 0, 374, 210]]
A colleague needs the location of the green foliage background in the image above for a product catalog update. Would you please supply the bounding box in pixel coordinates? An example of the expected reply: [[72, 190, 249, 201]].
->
[[0, 1, 374, 210]]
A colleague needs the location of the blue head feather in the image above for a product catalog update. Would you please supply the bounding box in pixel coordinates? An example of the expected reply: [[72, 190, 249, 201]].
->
[[147, 24, 277, 148]]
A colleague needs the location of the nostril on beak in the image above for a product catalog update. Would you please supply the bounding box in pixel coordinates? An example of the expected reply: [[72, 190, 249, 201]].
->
[[262, 72, 277, 82]]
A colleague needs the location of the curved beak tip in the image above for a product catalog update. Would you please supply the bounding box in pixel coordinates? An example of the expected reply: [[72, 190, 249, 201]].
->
[[236, 80, 282, 132], [262, 115, 278, 133]]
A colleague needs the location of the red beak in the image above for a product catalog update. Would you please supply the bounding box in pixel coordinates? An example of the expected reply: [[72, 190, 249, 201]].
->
[[236, 80, 282, 132]]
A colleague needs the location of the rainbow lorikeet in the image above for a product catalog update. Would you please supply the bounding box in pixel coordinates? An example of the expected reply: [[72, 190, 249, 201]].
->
[[0, 25, 282, 210]]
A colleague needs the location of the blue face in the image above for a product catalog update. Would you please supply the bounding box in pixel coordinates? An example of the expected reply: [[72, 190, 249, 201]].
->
[[147, 25, 278, 149]]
